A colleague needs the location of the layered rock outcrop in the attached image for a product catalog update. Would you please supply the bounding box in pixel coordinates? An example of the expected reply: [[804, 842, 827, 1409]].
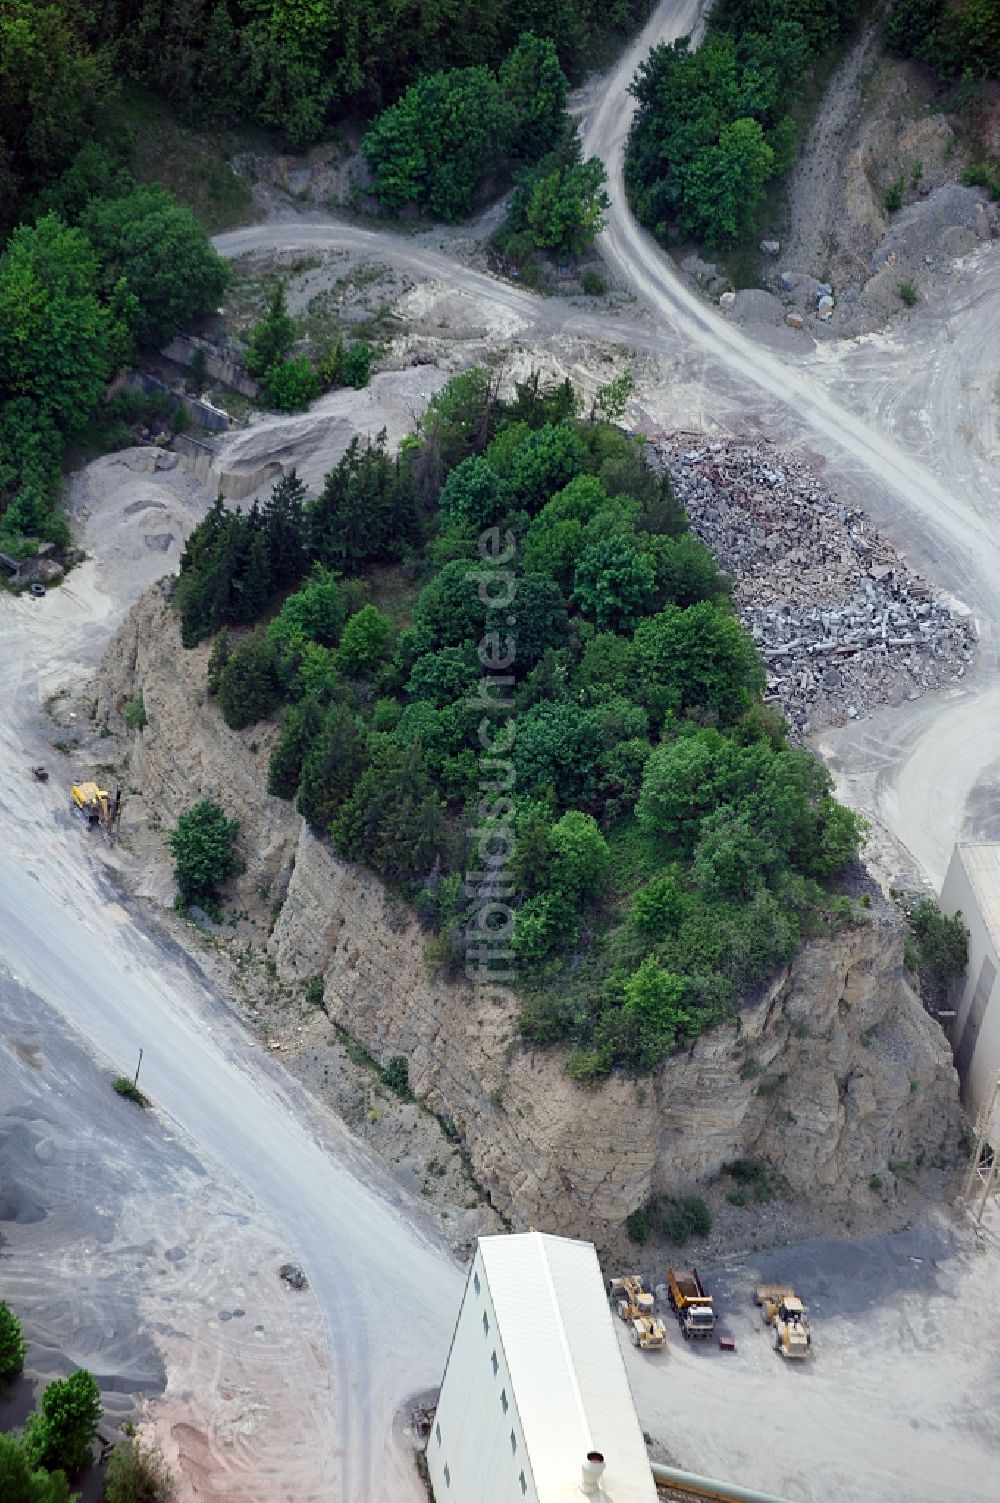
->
[[94, 584, 964, 1239]]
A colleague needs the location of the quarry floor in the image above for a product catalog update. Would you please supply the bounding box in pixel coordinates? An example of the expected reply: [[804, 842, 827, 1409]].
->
[[624, 1206, 1000, 1503]]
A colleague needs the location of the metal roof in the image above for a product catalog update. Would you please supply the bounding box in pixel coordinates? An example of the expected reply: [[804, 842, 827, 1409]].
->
[[478, 1232, 658, 1502], [955, 844, 1000, 955]]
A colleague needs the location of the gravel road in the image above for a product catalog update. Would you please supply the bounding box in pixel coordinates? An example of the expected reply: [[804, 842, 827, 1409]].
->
[[0, 532, 462, 1499]]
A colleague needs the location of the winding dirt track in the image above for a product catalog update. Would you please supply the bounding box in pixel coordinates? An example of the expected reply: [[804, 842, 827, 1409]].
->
[[218, 0, 1000, 885]]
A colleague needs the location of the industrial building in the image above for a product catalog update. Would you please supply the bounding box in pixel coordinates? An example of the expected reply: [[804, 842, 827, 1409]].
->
[[427, 1231, 658, 1503], [940, 843, 1000, 1135]]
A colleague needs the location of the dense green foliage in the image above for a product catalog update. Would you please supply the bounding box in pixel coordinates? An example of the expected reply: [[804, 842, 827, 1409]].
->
[[79, 186, 229, 349], [168, 799, 240, 909], [501, 128, 611, 259], [0, 0, 649, 187], [886, 0, 999, 78], [0, 1435, 72, 1503], [0, 135, 228, 557], [363, 31, 610, 246], [22, 1369, 102, 1476], [908, 897, 969, 988], [173, 368, 864, 1074], [625, 0, 860, 244], [363, 65, 511, 220], [0, 1299, 27, 1381]]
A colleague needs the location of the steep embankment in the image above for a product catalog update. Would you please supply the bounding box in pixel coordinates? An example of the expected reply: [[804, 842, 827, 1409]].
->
[[94, 583, 964, 1239]]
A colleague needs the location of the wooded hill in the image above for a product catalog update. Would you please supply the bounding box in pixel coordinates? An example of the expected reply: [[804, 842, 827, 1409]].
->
[[174, 370, 866, 1081]]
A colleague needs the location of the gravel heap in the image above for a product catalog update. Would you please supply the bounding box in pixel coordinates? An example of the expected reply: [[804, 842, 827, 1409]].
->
[[657, 436, 976, 734]]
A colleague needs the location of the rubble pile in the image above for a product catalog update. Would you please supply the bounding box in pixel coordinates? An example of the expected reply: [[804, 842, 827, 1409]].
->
[[657, 437, 976, 733]]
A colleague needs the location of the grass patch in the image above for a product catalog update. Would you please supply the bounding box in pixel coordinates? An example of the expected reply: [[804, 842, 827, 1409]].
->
[[113, 1075, 150, 1107], [112, 84, 255, 233]]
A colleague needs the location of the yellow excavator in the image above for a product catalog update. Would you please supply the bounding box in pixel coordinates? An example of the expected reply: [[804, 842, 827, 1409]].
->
[[70, 781, 121, 839], [608, 1276, 667, 1351]]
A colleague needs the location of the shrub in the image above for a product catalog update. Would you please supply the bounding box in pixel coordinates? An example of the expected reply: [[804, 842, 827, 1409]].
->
[[963, 164, 1000, 200], [264, 357, 320, 412], [437, 455, 505, 531], [897, 280, 918, 307], [567, 1045, 613, 1083], [723, 1158, 779, 1202], [169, 800, 240, 909], [113, 1075, 149, 1107], [625, 1208, 650, 1243], [23, 1368, 102, 1476], [372, 697, 402, 732], [335, 605, 393, 677], [0, 1299, 27, 1382], [104, 1436, 175, 1503], [626, 1193, 712, 1245], [344, 342, 372, 389], [0, 1434, 72, 1503], [884, 176, 905, 213], [205, 628, 231, 695], [655, 1193, 712, 1243], [382, 1056, 413, 1099], [581, 269, 606, 295], [123, 695, 147, 731], [573, 535, 656, 631], [304, 976, 325, 1008], [245, 281, 296, 378], [217, 629, 284, 730], [269, 569, 346, 652], [548, 810, 609, 902], [909, 898, 968, 984]]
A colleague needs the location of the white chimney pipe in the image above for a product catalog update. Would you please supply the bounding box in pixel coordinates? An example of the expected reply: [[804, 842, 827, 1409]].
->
[[581, 1451, 606, 1495]]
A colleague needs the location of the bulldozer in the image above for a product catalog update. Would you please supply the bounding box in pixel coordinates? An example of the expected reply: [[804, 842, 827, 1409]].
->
[[755, 1284, 812, 1360], [608, 1276, 667, 1352], [70, 781, 121, 839]]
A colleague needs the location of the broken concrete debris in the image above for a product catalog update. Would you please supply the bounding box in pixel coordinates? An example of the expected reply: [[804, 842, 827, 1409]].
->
[[655, 437, 976, 735]]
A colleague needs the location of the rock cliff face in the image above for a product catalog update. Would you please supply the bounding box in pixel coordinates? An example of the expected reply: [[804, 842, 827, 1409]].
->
[[95, 584, 964, 1239]]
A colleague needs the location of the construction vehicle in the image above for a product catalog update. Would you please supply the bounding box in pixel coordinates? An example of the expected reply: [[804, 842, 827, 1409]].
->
[[755, 1284, 812, 1359], [608, 1276, 667, 1351], [70, 781, 121, 840], [666, 1267, 716, 1340]]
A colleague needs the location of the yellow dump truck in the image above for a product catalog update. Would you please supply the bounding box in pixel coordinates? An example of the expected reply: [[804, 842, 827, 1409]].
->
[[666, 1267, 715, 1340], [608, 1276, 667, 1351], [755, 1284, 812, 1359]]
